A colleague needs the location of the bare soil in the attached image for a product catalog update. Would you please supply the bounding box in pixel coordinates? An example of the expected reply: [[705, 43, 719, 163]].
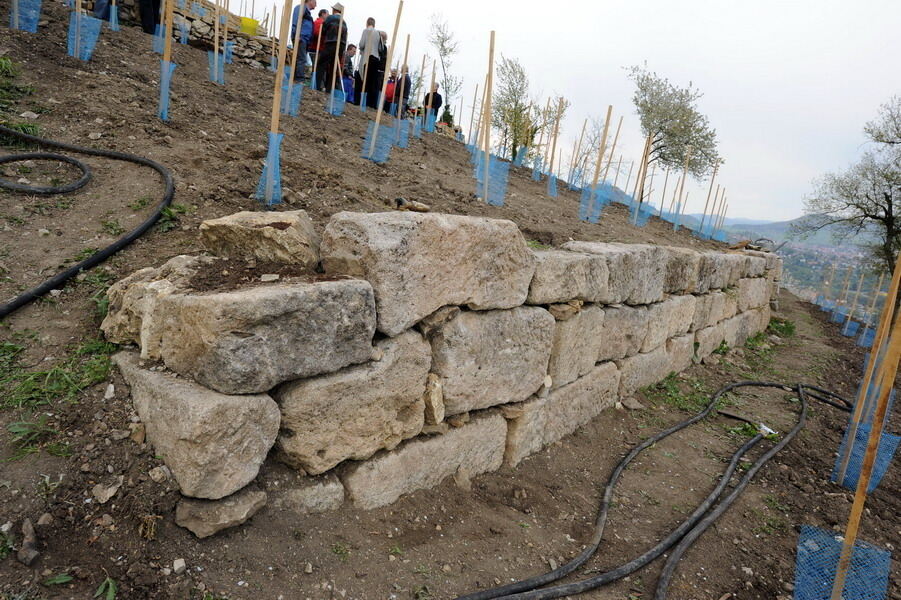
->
[[0, 7, 898, 600]]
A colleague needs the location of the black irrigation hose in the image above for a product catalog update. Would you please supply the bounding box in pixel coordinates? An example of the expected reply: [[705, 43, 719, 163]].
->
[[0, 124, 174, 319], [0, 151, 91, 194], [456, 381, 847, 600]]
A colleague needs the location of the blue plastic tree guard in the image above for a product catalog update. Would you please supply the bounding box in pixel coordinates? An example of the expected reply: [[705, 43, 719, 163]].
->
[[67, 12, 103, 61], [177, 0, 185, 8], [108, 3, 119, 30], [10, 0, 42, 32], [630, 200, 655, 227], [254, 132, 284, 207], [455, 131, 464, 142], [412, 117, 422, 139], [327, 89, 346, 116], [157, 59, 176, 122], [190, 0, 202, 14], [474, 153, 510, 207], [842, 319, 861, 337], [361, 120, 394, 164], [152, 23, 165, 54], [513, 146, 527, 167], [547, 174, 558, 198], [207, 50, 225, 84], [177, 20, 188, 43], [857, 326, 875, 348], [279, 66, 302, 116], [830, 422, 899, 493], [359, 92, 367, 112], [531, 157, 543, 181], [270, 54, 278, 72], [793, 525, 890, 600], [224, 40, 235, 64], [568, 168, 583, 191], [831, 306, 849, 324], [424, 112, 436, 133], [393, 120, 410, 149]]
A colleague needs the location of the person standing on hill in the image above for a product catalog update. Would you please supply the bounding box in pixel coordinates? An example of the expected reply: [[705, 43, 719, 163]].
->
[[309, 8, 328, 81], [290, 0, 317, 80], [423, 83, 443, 117], [394, 64, 412, 117], [358, 17, 386, 109], [318, 3, 348, 92]]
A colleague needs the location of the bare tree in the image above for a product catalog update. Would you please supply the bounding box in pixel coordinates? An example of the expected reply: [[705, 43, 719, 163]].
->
[[627, 64, 720, 178], [428, 15, 462, 116], [797, 99, 901, 274]]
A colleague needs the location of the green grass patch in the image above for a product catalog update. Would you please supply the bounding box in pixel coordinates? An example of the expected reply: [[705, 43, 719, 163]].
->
[[0, 122, 40, 148], [526, 239, 551, 250], [767, 317, 795, 338], [101, 219, 125, 236], [642, 372, 710, 412], [157, 204, 188, 233]]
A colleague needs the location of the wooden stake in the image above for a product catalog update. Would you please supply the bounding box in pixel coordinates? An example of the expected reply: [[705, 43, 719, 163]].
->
[[710, 185, 725, 225], [162, 0, 175, 63], [699, 161, 719, 232], [535, 97, 552, 166], [394, 34, 411, 118], [658, 167, 671, 215], [547, 97, 564, 180], [481, 30, 496, 202], [624, 160, 634, 192], [213, 0, 221, 75], [221, 0, 229, 59], [601, 116, 624, 183], [612, 155, 623, 189], [310, 7, 324, 83], [467, 82, 480, 143], [864, 272, 885, 327], [367, 0, 403, 158], [74, 0, 83, 59], [829, 304, 901, 600], [268, 0, 291, 135], [843, 271, 867, 327], [570, 117, 587, 182], [424, 60, 437, 124], [836, 266, 854, 307], [328, 11, 345, 109], [286, 0, 303, 99], [589, 105, 613, 191], [675, 147, 692, 212], [632, 134, 652, 203], [819, 263, 837, 302]]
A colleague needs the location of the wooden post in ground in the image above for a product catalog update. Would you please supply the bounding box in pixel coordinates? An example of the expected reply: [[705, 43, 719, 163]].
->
[[658, 167, 671, 215], [535, 97, 552, 168], [699, 161, 719, 232], [424, 60, 437, 125], [601, 116, 624, 183], [864, 272, 885, 328], [716, 200, 728, 230], [367, 0, 404, 158], [632, 134, 652, 204], [221, 0, 229, 61], [480, 30, 496, 202], [396, 34, 411, 117], [624, 160, 634, 192], [467, 82, 480, 143], [74, 0, 84, 58], [589, 105, 613, 192], [836, 266, 854, 310], [310, 8, 324, 84], [162, 0, 175, 64], [328, 11, 345, 111], [285, 0, 304, 107], [674, 147, 692, 213], [269, 5, 276, 67], [570, 117, 587, 184], [612, 154, 623, 189], [819, 263, 837, 302], [213, 0, 221, 77], [835, 254, 901, 482], [711, 186, 726, 225], [844, 271, 867, 329], [547, 97, 564, 183], [829, 301, 901, 600]]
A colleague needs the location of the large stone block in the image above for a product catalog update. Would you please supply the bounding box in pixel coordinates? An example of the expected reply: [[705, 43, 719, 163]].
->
[[742, 252, 768, 277], [175, 487, 267, 538], [430, 307, 555, 415], [199, 210, 320, 267], [114, 352, 280, 500], [340, 412, 507, 509], [526, 250, 609, 305], [561, 242, 666, 305], [643, 295, 698, 352], [271, 474, 345, 514], [596, 305, 649, 362], [664, 247, 702, 294], [721, 314, 752, 349], [667, 334, 695, 373], [547, 305, 605, 389], [616, 345, 672, 396], [724, 253, 750, 285], [504, 362, 620, 467], [696, 252, 732, 293], [691, 291, 725, 332], [321, 212, 536, 336], [695, 323, 725, 359], [274, 331, 430, 474], [737, 277, 770, 311], [101, 255, 217, 360], [158, 279, 376, 394]]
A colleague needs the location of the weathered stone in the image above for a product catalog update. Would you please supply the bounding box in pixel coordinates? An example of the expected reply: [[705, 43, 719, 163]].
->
[[272, 474, 345, 514], [526, 250, 609, 304], [754, 305, 772, 333], [158, 279, 376, 394], [616, 345, 672, 396], [175, 487, 267, 538], [743, 252, 768, 277], [429, 307, 555, 415], [504, 362, 620, 467], [691, 291, 724, 331], [101, 255, 217, 360], [199, 210, 320, 267], [274, 331, 430, 474], [724, 253, 751, 285], [695, 322, 726, 359], [416, 306, 461, 338], [422, 373, 445, 424], [722, 288, 740, 320], [547, 305, 605, 389], [114, 352, 279, 499], [547, 301, 582, 321], [696, 252, 732, 293], [321, 212, 536, 336], [643, 295, 697, 352], [664, 247, 702, 294], [667, 334, 695, 373], [721, 314, 750, 349], [561, 242, 666, 305], [596, 305, 649, 362], [341, 412, 507, 509], [737, 277, 770, 311]]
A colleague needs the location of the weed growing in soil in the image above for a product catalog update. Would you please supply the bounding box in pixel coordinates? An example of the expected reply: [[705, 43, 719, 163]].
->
[[0, 57, 17, 78], [6, 415, 58, 458], [643, 373, 710, 412], [42, 573, 74, 586], [101, 219, 126, 236], [157, 204, 188, 232], [129, 196, 152, 211], [0, 531, 12, 559], [331, 543, 350, 561], [413, 585, 432, 600], [526, 239, 551, 250], [768, 317, 795, 338], [94, 576, 118, 599], [0, 122, 40, 148], [67, 247, 99, 263], [713, 340, 730, 355]]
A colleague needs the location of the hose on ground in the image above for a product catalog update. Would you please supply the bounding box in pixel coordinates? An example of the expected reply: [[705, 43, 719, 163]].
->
[[0, 124, 174, 319], [456, 381, 848, 600]]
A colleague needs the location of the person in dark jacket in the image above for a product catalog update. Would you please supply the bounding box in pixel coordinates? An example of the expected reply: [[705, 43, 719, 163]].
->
[[308, 8, 328, 77], [423, 83, 443, 116], [290, 0, 316, 80], [137, 0, 161, 34], [316, 3, 348, 92], [393, 65, 412, 117], [358, 18, 385, 109]]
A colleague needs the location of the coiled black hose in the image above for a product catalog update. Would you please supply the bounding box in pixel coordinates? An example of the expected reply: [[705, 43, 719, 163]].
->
[[456, 381, 848, 600], [0, 124, 174, 319]]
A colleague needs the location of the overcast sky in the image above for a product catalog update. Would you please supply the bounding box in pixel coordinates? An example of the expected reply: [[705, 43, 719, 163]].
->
[[245, 0, 901, 223]]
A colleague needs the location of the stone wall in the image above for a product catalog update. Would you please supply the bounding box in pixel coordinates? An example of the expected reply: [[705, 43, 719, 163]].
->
[[102, 210, 782, 536]]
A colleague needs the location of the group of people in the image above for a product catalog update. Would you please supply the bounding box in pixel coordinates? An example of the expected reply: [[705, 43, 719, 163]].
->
[[290, 1, 443, 116]]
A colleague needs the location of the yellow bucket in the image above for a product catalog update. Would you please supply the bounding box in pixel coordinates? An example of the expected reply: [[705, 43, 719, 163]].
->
[[240, 17, 259, 36]]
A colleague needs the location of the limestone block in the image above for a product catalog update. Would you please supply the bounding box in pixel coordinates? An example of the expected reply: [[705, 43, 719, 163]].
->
[[743, 253, 767, 277], [737, 277, 770, 311], [175, 487, 267, 538], [721, 314, 752, 349], [547, 305, 605, 389], [691, 292, 726, 332], [101, 255, 217, 360], [643, 295, 698, 352], [422, 373, 445, 425], [199, 210, 320, 267], [429, 307, 555, 415], [696, 252, 732, 293], [695, 323, 726, 359], [561, 242, 666, 305], [664, 247, 702, 294], [722, 288, 739, 320], [616, 346, 672, 396], [724, 253, 750, 285], [271, 474, 345, 514], [340, 412, 507, 509], [667, 334, 695, 374], [504, 362, 620, 467], [275, 331, 430, 474], [596, 305, 649, 362], [114, 352, 280, 500], [158, 279, 376, 394], [321, 212, 536, 336], [526, 250, 609, 304]]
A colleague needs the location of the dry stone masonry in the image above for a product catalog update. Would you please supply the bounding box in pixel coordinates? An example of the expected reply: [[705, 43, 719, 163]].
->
[[103, 210, 781, 536]]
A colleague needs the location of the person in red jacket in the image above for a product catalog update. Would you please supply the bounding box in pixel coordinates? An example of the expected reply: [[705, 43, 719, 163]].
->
[[309, 8, 328, 77]]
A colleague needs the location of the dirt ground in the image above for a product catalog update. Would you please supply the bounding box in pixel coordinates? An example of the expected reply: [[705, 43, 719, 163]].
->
[[1, 6, 899, 600]]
